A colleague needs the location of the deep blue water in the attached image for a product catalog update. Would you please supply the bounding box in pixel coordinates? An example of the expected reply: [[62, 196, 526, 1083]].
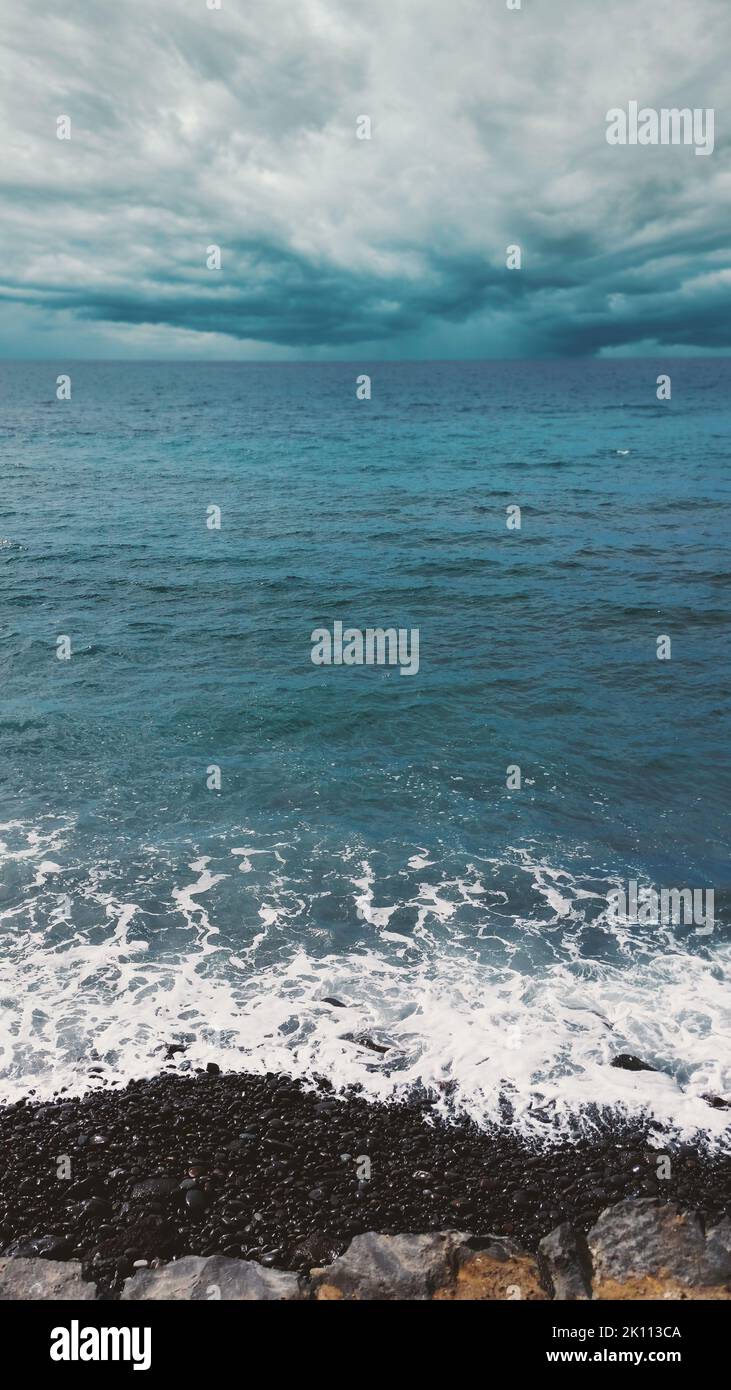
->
[[0, 360, 729, 1134]]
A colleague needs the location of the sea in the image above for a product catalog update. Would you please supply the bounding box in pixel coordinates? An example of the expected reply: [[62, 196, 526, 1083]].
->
[[1, 359, 729, 1144]]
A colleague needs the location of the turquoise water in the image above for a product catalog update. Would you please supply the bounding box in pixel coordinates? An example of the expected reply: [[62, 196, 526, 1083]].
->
[[0, 360, 729, 1135]]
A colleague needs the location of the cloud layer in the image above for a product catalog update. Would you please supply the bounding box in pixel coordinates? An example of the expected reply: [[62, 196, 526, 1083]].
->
[[1, 0, 729, 358]]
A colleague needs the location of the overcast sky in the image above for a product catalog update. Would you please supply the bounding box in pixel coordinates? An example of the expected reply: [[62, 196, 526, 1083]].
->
[[0, 0, 729, 359]]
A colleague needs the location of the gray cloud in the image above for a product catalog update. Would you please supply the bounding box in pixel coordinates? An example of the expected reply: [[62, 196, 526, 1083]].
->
[[0, 0, 729, 358]]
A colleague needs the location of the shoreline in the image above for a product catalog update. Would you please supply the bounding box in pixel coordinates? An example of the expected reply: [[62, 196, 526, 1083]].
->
[[1, 1067, 730, 1296]]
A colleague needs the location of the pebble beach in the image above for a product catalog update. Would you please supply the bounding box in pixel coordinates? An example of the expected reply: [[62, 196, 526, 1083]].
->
[[2, 1066, 730, 1297]]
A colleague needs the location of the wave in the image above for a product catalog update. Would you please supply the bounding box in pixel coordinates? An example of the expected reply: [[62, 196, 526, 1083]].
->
[[0, 817, 729, 1148]]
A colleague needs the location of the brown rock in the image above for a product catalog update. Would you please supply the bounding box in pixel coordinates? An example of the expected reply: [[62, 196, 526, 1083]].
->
[[433, 1241, 548, 1301], [312, 1231, 547, 1301], [589, 1200, 731, 1300]]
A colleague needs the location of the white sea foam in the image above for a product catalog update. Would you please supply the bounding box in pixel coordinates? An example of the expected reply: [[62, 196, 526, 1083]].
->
[[0, 820, 729, 1148]]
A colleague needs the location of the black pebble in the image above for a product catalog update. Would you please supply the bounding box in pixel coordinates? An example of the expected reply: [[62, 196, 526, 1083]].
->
[[185, 1189, 208, 1214], [610, 1054, 658, 1073]]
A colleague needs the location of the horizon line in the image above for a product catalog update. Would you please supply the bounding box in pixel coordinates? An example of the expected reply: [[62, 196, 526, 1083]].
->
[[1, 355, 729, 365]]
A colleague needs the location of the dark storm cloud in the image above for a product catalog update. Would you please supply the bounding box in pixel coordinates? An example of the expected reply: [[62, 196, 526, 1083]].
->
[[0, 0, 729, 358]]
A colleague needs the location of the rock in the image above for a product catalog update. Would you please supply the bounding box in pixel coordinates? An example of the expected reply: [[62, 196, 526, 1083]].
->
[[3, 1234, 71, 1260], [588, 1200, 731, 1300], [0, 1257, 96, 1300], [290, 1233, 339, 1269], [343, 1034, 390, 1055], [121, 1255, 304, 1301], [322, 998, 347, 1007], [185, 1189, 208, 1214], [75, 1197, 113, 1219], [312, 1232, 462, 1300], [312, 1231, 548, 1301], [131, 1178, 179, 1199], [701, 1094, 731, 1111], [206, 1063, 221, 1076], [610, 1055, 658, 1072], [435, 1238, 549, 1301], [539, 1223, 592, 1300], [700, 1219, 731, 1284]]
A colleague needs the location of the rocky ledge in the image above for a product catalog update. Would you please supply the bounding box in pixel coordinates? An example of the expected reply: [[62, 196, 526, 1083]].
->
[[1, 1202, 730, 1300]]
